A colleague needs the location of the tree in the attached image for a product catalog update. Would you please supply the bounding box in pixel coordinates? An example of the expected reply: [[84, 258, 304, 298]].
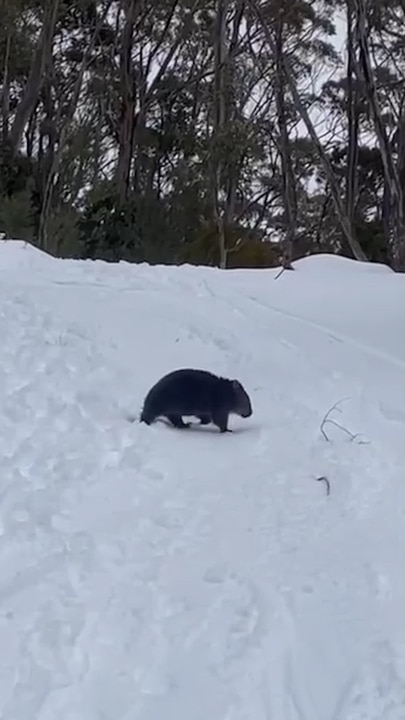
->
[[1, 0, 405, 270]]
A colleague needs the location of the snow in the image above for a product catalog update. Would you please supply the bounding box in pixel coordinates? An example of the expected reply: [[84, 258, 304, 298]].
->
[[1, 239, 405, 720]]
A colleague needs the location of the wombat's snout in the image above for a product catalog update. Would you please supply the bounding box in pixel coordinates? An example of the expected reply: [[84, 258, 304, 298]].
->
[[239, 394, 252, 417]]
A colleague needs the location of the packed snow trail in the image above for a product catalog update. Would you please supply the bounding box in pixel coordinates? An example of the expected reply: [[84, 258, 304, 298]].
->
[[1, 242, 405, 720]]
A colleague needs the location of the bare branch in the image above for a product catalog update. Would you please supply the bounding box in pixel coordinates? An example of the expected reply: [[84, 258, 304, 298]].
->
[[274, 265, 294, 280], [320, 398, 368, 444]]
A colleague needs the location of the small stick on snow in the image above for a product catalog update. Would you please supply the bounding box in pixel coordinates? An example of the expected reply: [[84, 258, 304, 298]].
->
[[316, 476, 330, 495], [274, 264, 295, 280], [322, 419, 368, 444], [320, 398, 347, 440], [319, 397, 368, 443]]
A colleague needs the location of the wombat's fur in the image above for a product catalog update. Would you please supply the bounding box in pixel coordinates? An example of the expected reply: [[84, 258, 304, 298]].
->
[[140, 368, 252, 433]]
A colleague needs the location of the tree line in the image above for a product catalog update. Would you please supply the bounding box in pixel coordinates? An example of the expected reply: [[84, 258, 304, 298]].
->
[[1, 0, 405, 270]]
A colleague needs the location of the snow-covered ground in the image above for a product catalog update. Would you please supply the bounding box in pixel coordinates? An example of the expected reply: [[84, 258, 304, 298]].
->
[[1, 240, 405, 720]]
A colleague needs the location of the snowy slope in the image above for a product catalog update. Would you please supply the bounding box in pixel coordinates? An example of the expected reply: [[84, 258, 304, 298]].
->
[[1, 240, 405, 720]]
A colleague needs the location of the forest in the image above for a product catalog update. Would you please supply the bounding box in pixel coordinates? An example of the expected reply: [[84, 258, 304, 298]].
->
[[0, 0, 404, 270]]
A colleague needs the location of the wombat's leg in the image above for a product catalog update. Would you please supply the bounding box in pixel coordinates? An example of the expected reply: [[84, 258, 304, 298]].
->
[[166, 413, 191, 429], [140, 410, 154, 425], [196, 414, 211, 425], [211, 409, 232, 433]]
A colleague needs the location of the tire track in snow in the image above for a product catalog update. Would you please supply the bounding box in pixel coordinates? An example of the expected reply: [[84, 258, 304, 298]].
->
[[211, 280, 405, 456], [239, 291, 405, 374]]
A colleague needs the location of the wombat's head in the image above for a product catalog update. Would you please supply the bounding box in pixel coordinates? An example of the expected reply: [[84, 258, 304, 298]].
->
[[232, 380, 252, 418]]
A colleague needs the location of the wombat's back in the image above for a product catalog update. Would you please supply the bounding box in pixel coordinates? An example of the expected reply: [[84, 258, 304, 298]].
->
[[140, 368, 233, 424]]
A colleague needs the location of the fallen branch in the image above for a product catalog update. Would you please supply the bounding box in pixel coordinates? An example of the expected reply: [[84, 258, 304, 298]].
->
[[320, 398, 369, 444]]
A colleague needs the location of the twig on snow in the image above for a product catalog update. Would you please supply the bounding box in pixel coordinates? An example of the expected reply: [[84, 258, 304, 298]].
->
[[274, 267, 285, 280], [274, 264, 295, 280], [316, 475, 330, 495], [320, 398, 348, 440], [320, 398, 369, 444]]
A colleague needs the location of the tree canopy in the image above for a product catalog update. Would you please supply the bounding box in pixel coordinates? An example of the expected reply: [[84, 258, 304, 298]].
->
[[1, 0, 405, 270]]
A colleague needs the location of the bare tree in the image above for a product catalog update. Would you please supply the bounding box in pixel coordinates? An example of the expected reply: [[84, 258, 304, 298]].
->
[[211, 0, 229, 268], [211, 0, 247, 268], [116, 0, 139, 205], [130, 0, 199, 194], [274, 12, 297, 268], [250, 0, 369, 262], [345, 0, 360, 242], [38, 0, 114, 251], [9, 0, 60, 153], [353, 0, 405, 270]]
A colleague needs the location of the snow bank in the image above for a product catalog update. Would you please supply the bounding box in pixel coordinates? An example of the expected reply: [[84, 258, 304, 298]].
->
[[1, 241, 405, 720]]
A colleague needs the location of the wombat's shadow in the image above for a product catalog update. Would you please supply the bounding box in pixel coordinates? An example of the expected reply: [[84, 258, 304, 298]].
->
[[157, 418, 258, 434], [126, 414, 258, 434]]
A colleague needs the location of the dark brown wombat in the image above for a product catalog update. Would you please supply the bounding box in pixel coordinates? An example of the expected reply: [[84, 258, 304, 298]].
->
[[140, 368, 252, 433]]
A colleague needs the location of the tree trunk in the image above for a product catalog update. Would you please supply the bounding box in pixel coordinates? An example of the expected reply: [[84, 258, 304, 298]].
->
[[394, 106, 405, 269], [9, 0, 60, 153], [250, 0, 368, 262], [116, 0, 139, 205], [212, 0, 228, 269], [353, 0, 405, 269], [38, 1, 113, 251], [345, 1, 359, 237], [274, 16, 297, 268], [0, 32, 11, 144]]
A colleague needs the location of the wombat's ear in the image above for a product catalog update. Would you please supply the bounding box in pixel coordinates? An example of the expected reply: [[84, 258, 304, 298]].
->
[[232, 379, 240, 390]]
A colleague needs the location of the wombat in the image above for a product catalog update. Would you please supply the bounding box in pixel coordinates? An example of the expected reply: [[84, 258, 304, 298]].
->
[[140, 368, 252, 433]]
